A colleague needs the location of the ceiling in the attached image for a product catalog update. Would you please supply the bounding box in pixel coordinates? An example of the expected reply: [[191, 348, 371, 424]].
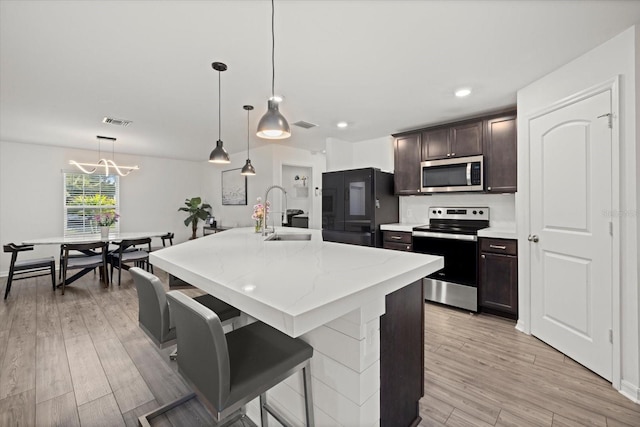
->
[[1, 1, 639, 162]]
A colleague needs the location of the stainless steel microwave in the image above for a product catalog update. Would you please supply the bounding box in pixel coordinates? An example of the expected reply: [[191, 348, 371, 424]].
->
[[421, 155, 483, 193]]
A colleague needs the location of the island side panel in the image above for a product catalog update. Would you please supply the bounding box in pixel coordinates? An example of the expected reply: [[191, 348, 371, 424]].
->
[[380, 280, 424, 427], [245, 298, 386, 426]]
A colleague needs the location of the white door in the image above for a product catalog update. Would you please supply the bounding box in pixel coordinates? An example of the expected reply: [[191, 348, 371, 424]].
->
[[529, 89, 612, 380]]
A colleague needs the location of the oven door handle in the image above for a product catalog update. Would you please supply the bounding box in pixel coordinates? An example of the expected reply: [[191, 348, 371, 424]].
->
[[412, 231, 477, 242]]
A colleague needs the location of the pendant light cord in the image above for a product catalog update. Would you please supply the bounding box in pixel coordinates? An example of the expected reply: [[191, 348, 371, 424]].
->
[[247, 109, 250, 156], [271, 0, 275, 98], [218, 69, 222, 141]]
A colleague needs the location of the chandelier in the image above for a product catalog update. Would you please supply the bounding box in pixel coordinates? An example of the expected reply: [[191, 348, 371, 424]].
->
[[69, 135, 139, 176]]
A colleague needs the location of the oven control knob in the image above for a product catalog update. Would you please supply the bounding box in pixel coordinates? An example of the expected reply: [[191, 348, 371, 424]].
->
[[473, 210, 477, 215], [479, 210, 484, 215], [432, 210, 436, 214], [437, 210, 442, 214]]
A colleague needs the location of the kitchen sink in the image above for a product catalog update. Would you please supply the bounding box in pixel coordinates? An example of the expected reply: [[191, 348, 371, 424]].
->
[[265, 233, 312, 241]]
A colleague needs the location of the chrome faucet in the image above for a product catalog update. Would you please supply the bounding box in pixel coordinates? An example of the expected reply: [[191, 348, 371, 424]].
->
[[262, 185, 287, 236]]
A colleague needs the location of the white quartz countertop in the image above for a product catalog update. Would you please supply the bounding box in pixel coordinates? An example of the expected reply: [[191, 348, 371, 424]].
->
[[477, 226, 517, 240], [150, 227, 443, 337], [380, 223, 426, 232]]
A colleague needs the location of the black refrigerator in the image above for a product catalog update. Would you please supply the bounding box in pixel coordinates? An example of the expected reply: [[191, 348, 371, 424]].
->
[[322, 167, 399, 247]]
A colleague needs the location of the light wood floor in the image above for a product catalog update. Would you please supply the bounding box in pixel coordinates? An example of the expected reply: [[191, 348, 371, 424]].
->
[[421, 304, 640, 427], [0, 271, 251, 427], [0, 273, 638, 427]]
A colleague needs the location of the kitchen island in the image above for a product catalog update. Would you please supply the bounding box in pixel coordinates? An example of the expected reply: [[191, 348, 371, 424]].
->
[[150, 227, 443, 427]]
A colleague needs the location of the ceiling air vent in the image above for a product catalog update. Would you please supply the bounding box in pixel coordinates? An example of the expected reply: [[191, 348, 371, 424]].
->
[[292, 120, 318, 129], [102, 117, 132, 127]]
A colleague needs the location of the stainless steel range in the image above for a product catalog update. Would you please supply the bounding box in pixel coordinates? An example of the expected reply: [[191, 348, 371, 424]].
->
[[412, 207, 489, 311]]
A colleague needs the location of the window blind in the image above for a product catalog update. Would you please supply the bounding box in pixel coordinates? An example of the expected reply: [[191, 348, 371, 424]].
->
[[63, 172, 120, 236]]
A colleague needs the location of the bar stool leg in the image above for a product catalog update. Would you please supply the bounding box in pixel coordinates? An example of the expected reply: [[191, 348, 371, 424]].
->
[[303, 362, 315, 427], [259, 393, 269, 427]]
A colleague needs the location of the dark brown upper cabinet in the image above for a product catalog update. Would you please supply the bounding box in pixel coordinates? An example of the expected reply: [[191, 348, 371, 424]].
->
[[484, 114, 517, 193], [450, 121, 483, 158], [421, 121, 482, 160], [393, 107, 516, 195], [421, 128, 450, 160], [393, 133, 421, 195]]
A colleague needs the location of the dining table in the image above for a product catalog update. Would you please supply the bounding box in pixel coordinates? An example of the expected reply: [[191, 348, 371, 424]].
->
[[22, 231, 169, 246], [22, 231, 168, 287]]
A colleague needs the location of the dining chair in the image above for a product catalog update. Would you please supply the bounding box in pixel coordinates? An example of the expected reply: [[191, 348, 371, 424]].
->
[[60, 241, 109, 295], [110, 237, 152, 286], [3, 243, 55, 299], [151, 232, 174, 252], [58, 245, 98, 280], [139, 290, 315, 427]]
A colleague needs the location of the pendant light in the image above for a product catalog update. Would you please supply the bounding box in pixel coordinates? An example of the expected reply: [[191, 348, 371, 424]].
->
[[256, 0, 291, 140], [209, 62, 231, 163], [70, 135, 139, 176], [241, 105, 256, 175]]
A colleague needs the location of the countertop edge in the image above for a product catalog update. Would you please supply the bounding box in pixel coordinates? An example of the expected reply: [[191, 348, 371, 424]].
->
[[477, 227, 517, 240]]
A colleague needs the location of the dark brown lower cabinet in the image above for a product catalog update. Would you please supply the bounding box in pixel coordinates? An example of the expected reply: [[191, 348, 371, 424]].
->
[[479, 238, 518, 318], [380, 280, 424, 427]]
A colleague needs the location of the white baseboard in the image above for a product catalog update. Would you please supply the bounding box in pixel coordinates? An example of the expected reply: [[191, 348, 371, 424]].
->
[[620, 380, 640, 403], [515, 319, 528, 334]]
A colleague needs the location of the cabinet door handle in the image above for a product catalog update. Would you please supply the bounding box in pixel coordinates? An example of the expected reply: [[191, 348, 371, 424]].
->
[[446, 153, 451, 157], [390, 236, 402, 240], [451, 152, 456, 156], [489, 245, 507, 250], [481, 254, 485, 259], [406, 245, 411, 250]]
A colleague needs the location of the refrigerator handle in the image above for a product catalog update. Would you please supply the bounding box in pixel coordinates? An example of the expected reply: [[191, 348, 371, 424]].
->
[[375, 199, 380, 208]]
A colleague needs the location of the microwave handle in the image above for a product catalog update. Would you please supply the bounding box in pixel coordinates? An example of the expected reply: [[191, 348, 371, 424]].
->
[[466, 162, 472, 186]]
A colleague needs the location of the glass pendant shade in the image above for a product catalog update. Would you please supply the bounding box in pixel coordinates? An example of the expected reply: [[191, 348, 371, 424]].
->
[[257, 100, 291, 139], [241, 159, 256, 175], [209, 140, 230, 163]]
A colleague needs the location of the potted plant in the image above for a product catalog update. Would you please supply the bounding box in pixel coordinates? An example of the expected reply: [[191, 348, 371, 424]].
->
[[95, 212, 119, 238], [179, 197, 212, 239]]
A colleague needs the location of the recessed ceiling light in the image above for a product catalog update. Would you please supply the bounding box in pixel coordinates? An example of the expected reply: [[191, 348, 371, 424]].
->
[[337, 121, 348, 128], [455, 88, 472, 98]]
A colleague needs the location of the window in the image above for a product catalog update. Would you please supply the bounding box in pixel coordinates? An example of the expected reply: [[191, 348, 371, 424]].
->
[[63, 172, 119, 236]]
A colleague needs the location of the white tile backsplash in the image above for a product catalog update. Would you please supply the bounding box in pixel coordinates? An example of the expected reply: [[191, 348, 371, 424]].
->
[[400, 193, 516, 228]]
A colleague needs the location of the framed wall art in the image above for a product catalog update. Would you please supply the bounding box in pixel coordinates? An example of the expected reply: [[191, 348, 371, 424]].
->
[[221, 168, 247, 205]]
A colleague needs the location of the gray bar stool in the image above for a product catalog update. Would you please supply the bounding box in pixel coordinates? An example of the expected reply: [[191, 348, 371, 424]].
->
[[130, 267, 240, 352], [152, 290, 314, 427]]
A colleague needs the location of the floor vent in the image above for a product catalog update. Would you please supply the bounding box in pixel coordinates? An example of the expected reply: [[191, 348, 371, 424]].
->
[[102, 117, 132, 127], [292, 120, 318, 129]]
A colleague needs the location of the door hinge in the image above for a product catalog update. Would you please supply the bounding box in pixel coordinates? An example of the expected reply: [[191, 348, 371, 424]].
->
[[609, 221, 613, 236], [597, 113, 612, 128], [609, 329, 613, 344]]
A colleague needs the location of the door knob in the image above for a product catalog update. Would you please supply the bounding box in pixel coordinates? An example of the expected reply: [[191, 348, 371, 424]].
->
[[528, 234, 539, 243]]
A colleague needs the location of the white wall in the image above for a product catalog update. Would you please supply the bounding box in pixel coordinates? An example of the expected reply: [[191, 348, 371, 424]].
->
[[635, 24, 640, 400], [400, 193, 516, 227], [0, 140, 203, 274], [202, 144, 326, 230], [282, 165, 312, 215], [325, 137, 354, 172], [517, 25, 639, 400], [325, 136, 394, 173]]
